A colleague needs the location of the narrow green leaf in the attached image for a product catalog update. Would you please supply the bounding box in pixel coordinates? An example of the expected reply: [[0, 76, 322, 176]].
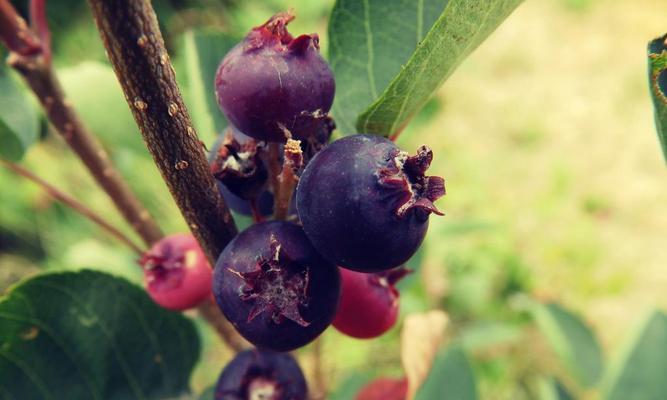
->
[[415, 345, 478, 400], [181, 30, 239, 142], [0, 65, 39, 161], [537, 377, 574, 400], [358, 0, 523, 136], [604, 310, 667, 400], [328, 0, 522, 136], [648, 33, 667, 163], [0, 270, 200, 400], [532, 302, 603, 389]]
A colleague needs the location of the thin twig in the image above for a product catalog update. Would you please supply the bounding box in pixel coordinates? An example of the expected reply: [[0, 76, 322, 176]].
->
[[310, 336, 328, 400], [1, 160, 144, 255], [197, 300, 250, 352], [0, 0, 164, 247]]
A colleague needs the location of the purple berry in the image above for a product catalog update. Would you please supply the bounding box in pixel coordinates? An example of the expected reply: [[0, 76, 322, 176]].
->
[[209, 131, 274, 217], [210, 128, 268, 200], [215, 349, 307, 400], [215, 12, 335, 142], [296, 134, 445, 272], [213, 221, 340, 351]]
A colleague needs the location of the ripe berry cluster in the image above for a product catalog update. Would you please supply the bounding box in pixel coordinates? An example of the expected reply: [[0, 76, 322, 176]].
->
[[141, 12, 445, 361], [208, 11, 446, 353]]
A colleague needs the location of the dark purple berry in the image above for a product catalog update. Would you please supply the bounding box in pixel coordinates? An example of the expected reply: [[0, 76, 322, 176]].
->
[[215, 12, 335, 142], [213, 221, 340, 351], [296, 134, 445, 272], [215, 349, 307, 400], [210, 128, 268, 200]]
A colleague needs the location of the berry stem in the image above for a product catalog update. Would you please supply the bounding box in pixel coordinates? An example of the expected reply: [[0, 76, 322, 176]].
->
[[87, 0, 245, 351], [274, 139, 302, 220], [1, 160, 144, 255], [87, 0, 237, 262], [310, 336, 328, 400], [197, 300, 250, 352], [0, 0, 164, 247]]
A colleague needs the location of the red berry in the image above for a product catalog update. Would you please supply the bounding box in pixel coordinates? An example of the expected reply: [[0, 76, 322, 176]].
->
[[140, 234, 212, 311], [356, 377, 408, 400], [333, 267, 410, 339], [215, 12, 335, 142]]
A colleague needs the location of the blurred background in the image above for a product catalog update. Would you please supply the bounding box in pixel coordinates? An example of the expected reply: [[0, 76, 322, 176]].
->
[[1, 0, 666, 398]]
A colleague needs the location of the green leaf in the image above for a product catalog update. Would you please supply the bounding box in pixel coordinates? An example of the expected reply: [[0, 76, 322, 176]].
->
[[648, 33, 667, 163], [180, 30, 239, 142], [329, 372, 374, 400], [329, 0, 523, 136], [532, 302, 603, 389], [604, 310, 667, 400], [58, 62, 145, 152], [537, 377, 574, 400], [0, 65, 39, 161], [0, 270, 200, 399], [415, 345, 478, 400]]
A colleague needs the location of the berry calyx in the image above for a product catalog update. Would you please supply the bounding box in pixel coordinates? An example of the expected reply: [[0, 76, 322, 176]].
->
[[210, 128, 268, 200], [215, 12, 335, 142], [228, 235, 310, 327], [140, 234, 212, 311], [333, 267, 410, 339], [213, 221, 340, 351], [377, 145, 445, 220], [215, 349, 308, 400], [296, 134, 446, 272]]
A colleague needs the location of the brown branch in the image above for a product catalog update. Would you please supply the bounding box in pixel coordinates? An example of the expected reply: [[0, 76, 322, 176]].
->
[[87, 0, 237, 263], [87, 0, 245, 351], [1, 160, 144, 255], [0, 0, 40, 56], [0, 0, 163, 247]]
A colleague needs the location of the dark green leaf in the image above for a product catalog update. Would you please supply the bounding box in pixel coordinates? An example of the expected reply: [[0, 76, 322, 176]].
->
[[604, 310, 667, 400], [180, 30, 239, 142], [0, 65, 39, 161], [0, 270, 200, 399], [648, 33, 667, 163], [329, 0, 522, 136], [415, 345, 477, 400], [532, 302, 603, 389]]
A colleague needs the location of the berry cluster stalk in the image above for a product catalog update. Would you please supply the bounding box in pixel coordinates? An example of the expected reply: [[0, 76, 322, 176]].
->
[[0, 0, 163, 247]]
